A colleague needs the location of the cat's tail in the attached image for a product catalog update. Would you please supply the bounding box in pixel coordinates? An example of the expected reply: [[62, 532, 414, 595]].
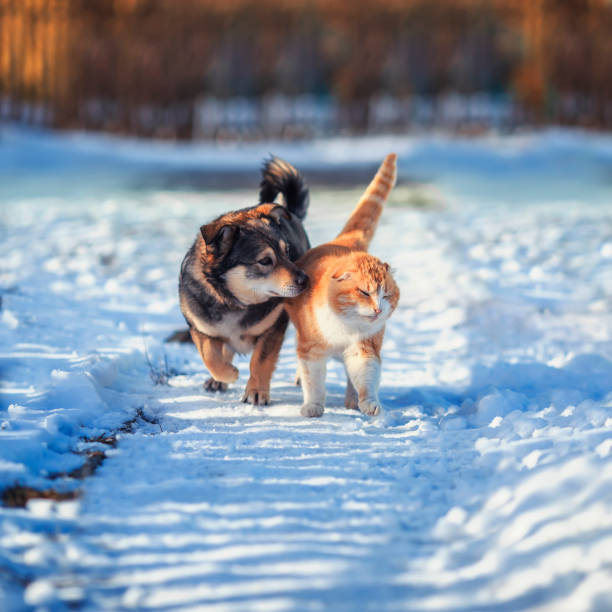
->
[[259, 156, 310, 220], [334, 153, 397, 251]]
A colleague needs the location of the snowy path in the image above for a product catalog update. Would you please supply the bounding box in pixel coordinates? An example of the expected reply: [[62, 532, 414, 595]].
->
[[1, 130, 612, 610]]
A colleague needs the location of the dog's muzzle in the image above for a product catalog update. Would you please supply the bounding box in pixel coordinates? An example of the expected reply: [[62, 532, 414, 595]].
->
[[274, 271, 309, 297]]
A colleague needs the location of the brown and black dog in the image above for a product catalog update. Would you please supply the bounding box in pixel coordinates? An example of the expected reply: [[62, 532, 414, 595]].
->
[[176, 157, 310, 405]]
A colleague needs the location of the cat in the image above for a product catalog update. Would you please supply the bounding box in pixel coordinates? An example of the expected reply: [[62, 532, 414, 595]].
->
[[284, 153, 400, 417]]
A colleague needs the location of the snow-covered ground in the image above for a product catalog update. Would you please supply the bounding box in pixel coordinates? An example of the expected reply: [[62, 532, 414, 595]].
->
[[1, 127, 611, 611]]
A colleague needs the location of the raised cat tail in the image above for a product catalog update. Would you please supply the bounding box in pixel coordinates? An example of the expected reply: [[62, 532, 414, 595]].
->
[[259, 156, 310, 220], [335, 153, 397, 251]]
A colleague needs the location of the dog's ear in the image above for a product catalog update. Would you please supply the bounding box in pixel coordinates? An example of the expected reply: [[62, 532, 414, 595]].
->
[[200, 224, 238, 257], [200, 223, 216, 246], [268, 205, 290, 225]]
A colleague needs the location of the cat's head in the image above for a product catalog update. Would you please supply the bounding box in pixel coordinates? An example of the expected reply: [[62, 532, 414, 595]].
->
[[329, 254, 399, 326]]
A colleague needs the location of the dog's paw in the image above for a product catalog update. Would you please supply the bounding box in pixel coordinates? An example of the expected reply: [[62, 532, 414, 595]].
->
[[358, 397, 381, 416], [300, 403, 324, 418], [242, 381, 270, 406], [204, 378, 228, 392]]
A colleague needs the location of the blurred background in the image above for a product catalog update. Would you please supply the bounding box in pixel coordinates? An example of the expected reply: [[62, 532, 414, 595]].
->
[[1, 0, 612, 141]]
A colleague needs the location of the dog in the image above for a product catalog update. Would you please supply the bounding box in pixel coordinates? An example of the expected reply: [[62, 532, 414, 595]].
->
[[176, 157, 310, 405]]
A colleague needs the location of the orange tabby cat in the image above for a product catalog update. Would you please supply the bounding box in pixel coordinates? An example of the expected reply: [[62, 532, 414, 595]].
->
[[284, 154, 400, 417]]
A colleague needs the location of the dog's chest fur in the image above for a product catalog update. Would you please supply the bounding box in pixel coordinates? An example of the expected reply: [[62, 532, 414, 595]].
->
[[182, 292, 283, 354]]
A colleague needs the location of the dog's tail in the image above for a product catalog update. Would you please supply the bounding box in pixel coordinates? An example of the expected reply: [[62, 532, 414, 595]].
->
[[333, 153, 397, 251], [259, 156, 309, 220]]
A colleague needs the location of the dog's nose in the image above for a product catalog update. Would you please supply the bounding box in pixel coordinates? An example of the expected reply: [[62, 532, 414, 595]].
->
[[295, 271, 309, 290]]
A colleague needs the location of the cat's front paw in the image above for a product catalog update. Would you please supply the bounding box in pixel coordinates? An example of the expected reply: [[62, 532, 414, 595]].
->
[[300, 403, 324, 418], [358, 398, 381, 416]]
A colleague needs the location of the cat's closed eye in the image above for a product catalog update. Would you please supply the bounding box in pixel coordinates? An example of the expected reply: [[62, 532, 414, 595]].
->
[[358, 289, 370, 297]]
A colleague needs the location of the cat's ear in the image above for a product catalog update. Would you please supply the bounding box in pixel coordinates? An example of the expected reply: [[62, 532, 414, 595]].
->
[[332, 270, 351, 281], [383, 262, 390, 272]]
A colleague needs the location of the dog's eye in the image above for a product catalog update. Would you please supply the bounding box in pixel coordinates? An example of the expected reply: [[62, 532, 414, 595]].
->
[[258, 257, 273, 266], [359, 289, 370, 297]]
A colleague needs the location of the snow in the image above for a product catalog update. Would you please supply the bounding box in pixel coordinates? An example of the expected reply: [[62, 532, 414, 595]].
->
[[1, 126, 611, 610]]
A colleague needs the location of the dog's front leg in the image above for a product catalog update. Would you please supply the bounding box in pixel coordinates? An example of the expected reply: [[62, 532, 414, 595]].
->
[[189, 327, 239, 389], [205, 343, 236, 391], [242, 311, 289, 406]]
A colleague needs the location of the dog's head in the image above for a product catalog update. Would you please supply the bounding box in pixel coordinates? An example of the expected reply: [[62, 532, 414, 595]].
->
[[200, 207, 308, 305]]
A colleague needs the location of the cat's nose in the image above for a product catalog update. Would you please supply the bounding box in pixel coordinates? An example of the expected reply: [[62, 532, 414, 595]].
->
[[373, 306, 382, 315]]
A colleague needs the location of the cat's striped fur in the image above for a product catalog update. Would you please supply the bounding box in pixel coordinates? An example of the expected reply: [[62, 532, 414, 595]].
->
[[284, 154, 400, 417]]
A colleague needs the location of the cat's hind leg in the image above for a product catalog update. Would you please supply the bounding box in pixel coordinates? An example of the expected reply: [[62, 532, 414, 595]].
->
[[344, 367, 359, 410], [298, 357, 327, 417]]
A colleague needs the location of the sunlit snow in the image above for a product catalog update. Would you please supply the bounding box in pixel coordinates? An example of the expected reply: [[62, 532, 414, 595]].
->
[[1, 127, 611, 611]]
